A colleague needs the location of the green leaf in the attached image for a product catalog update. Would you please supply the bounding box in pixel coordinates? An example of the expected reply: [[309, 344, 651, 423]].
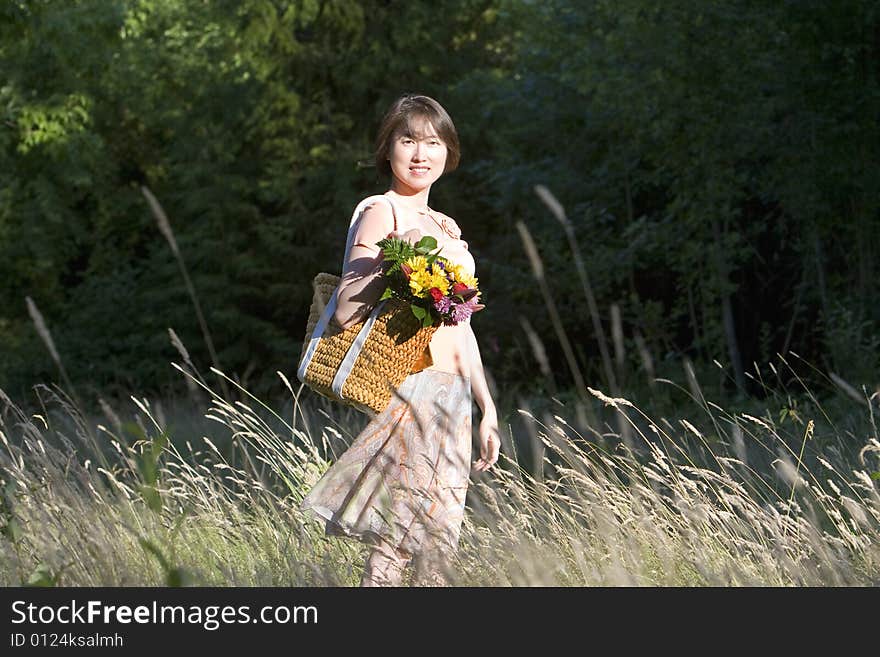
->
[[379, 287, 393, 300], [426, 250, 445, 264], [139, 484, 163, 513], [416, 235, 437, 250], [25, 564, 59, 587], [1, 517, 22, 543], [379, 237, 417, 265], [138, 536, 190, 586], [411, 304, 426, 320]]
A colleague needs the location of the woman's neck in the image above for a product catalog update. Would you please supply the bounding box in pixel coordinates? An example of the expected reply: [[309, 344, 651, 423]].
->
[[387, 183, 432, 213]]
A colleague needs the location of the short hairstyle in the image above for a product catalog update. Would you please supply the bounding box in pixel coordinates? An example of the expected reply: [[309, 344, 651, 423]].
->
[[373, 93, 460, 177]]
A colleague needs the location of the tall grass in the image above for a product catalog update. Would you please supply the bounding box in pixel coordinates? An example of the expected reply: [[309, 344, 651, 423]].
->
[[0, 355, 877, 586], [2, 187, 877, 586]]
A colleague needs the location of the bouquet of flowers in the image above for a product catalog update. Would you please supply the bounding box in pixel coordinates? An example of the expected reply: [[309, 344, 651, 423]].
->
[[375, 235, 484, 328]]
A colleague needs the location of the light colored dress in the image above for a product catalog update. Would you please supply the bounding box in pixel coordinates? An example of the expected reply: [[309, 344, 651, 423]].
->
[[300, 368, 472, 557], [300, 194, 476, 558]]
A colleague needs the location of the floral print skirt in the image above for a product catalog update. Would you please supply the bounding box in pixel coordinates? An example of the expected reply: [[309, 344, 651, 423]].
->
[[300, 369, 473, 558]]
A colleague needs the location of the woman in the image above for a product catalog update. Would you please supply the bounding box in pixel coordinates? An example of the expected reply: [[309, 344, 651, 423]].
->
[[299, 93, 501, 586]]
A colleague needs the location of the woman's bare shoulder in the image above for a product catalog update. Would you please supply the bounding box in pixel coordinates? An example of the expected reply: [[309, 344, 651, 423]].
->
[[360, 195, 393, 214], [357, 196, 394, 226], [350, 197, 395, 250]]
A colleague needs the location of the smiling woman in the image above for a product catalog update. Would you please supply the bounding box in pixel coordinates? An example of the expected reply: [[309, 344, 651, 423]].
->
[[373, 95, 461, 181], [299, 93, 501, 587]]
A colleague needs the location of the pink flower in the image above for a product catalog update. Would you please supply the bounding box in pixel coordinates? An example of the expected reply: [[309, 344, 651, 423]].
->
[[434, 296, 453, 313], [445, 297, 482, 324], [401, 263, 413, 280]]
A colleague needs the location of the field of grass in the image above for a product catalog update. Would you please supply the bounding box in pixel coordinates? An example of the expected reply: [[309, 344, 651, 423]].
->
[[1, 353, 878, 587], [3, 187, 878, 586]]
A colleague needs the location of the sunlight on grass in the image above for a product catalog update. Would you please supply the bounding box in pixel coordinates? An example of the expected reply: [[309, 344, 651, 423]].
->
[[1, 356, 877, 586]]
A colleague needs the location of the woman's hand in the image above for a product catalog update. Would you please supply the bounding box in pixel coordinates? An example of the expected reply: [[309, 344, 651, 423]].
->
[[387, 228, 426, 245], [473, 414, 501, 472]]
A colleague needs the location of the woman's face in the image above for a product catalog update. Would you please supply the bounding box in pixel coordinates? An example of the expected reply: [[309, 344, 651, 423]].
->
[[388, 117, 448, 193]]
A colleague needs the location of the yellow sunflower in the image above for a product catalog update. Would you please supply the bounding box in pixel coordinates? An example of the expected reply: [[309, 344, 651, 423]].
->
[[445, 263, 475, 289], [408, 269, 433, 298], [404, 255, 429, 273]]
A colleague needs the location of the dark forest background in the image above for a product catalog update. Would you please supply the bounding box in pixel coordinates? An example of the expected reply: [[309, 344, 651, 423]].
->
[[2, 0, 878, 411]]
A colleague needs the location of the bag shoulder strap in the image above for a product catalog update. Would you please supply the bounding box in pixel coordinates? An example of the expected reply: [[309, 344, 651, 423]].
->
[[339, 194, 399, 273], [300, 195, 399, 388]]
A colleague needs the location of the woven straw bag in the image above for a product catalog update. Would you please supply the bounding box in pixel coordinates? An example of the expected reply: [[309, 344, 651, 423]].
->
[[297, 195, 438, 417]]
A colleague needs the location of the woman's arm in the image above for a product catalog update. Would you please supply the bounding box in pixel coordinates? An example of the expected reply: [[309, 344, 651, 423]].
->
[[465, 320, 497, 422], [333, 202, 395, 330], [466, 319, 501, 471]]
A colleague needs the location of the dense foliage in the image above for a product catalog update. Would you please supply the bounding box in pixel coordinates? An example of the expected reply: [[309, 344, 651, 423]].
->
[[2, 0, 878, 406]]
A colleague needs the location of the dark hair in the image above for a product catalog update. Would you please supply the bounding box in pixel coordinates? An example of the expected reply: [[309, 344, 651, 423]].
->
[[373, 93, 460, 176]]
